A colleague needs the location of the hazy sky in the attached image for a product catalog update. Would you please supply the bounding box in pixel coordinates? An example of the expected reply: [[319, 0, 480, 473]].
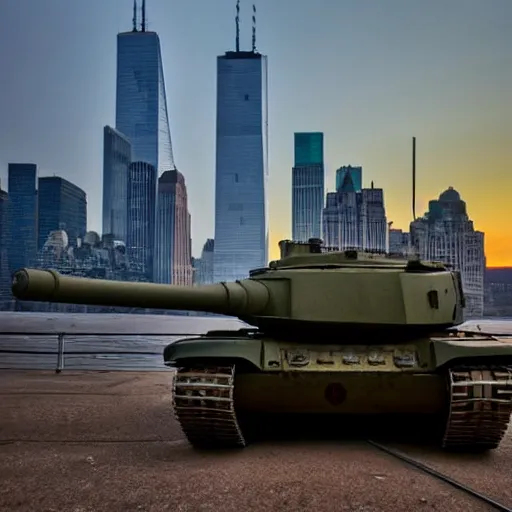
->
[[0, 0, 510, 265]]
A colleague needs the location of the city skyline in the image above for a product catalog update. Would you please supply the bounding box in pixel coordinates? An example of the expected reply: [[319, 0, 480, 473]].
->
[[0, 0, 510, 265]]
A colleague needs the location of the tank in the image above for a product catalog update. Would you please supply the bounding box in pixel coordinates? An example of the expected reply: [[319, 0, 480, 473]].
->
[[11, 238, 512, 452]]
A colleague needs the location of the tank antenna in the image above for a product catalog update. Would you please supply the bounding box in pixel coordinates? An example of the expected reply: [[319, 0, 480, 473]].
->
[[235, 0, 240, 52], [141, 0, 146, 32], [408, 136, 420, 262], [132, 0, 138, 32], [412, 136, 416, 221], [252, 3, 257, 52]]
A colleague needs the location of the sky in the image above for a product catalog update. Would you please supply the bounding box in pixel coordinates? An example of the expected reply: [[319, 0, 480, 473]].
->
[[0, 0, 510, 266]]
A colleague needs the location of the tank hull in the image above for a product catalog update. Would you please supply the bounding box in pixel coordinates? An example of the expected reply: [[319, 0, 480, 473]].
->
[[166, 330, 512, 451]]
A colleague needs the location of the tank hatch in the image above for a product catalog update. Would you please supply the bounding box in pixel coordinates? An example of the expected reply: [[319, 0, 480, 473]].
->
[[270, 239, 409, 270]]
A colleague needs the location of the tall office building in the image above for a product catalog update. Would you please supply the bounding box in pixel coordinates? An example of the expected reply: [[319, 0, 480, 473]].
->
[[292, 132, 324, 242], [127, 161, 158, 280], [102, 126, 132, 241], [38, 176, 87, 249], [0, 183, 9, 305], [410, 187, 485, 318], [7, 163, 38, 272], [213, 6, 269, 282], [115, 1, 174, 175], [323, 166, 388, 253], [154, 170, 193, 285]]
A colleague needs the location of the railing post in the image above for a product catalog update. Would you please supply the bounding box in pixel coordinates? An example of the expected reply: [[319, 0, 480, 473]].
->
[[56, 333, 65, 374]]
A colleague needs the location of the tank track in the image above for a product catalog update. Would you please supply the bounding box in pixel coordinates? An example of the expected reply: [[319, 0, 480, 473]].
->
[[442, 365, 512, 451], [172, 363, 512, 451], [172, 364, 246, 449]]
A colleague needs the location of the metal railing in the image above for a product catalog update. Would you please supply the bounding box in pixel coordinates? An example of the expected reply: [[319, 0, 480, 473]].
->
[[0, 331, 201, 373]]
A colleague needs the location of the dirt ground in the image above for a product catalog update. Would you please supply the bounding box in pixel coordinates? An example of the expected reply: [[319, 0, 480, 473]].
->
[[0, 370, 511, 512]]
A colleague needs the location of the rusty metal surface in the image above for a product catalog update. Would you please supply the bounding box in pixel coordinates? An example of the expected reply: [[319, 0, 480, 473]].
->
[[0, 370, 511, 512]]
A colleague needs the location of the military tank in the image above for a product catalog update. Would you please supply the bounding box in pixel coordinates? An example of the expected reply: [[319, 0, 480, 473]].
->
[[11, 239, 512, 452]]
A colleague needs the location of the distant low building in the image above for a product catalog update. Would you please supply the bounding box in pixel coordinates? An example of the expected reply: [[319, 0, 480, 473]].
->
[[193, 239, 214, 285], [484, 268, 512, 317]]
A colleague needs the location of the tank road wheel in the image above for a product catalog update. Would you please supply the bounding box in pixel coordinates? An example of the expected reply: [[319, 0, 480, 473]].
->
[[172, 364, 246, 449], [442, 366, 512, 451]]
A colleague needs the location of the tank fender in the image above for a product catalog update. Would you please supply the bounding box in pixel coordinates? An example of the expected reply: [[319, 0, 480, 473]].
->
[[163, 336, 263, 370], [431, 336, 512, 368]]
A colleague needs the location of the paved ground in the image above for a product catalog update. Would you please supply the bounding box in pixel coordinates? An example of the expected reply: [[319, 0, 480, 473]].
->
[[1, 370, 511, 512]]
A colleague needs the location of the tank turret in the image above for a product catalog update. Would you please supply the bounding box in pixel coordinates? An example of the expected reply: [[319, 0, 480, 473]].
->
[[11, 238, 465, 336]]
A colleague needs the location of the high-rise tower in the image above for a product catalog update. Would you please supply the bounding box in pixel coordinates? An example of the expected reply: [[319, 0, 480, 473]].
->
[[115, 0, 175, 175], [213, 1, 269, 282], [292, 132, 324, 241], [102, 126, 131, 241], [7, 163, 38, 272]]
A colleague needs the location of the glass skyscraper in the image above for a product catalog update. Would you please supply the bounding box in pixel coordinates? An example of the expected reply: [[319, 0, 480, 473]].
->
[[214, 50, 269, 282], [38, 176, 87, 250], [102, 126, 132, 241], [115, 30, 174, 175], [292, 132, 325, 242], [127, 161, 157, 280], [0, 184, 9, 304], [7, 163, 38, 272]]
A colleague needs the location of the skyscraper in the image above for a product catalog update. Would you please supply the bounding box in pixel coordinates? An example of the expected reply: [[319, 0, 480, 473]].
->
[[410, 187, 485, 318], [292, 132, 324, 242], [115, 1, 174, 175], [38, 176, 87, 250], [154, 170, 193, 285], [7, 163, 38, 272], [0, 183, 9, 305], [213, 4, 269, 282], [127, 161, 158, 280], [102, 126, 132, 241]]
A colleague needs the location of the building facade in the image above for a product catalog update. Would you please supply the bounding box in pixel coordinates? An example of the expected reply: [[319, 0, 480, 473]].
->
[[292, 132, 324, 242], [38, 176, 87, 250], [116, 30, 174, 175], [154, 170, 193, 285], [127, 161, 158, 280], [7, 163, 38, 272], [213, 50, 269, 282], [102, 126, 132, 241], [410, 187, 485, 319]]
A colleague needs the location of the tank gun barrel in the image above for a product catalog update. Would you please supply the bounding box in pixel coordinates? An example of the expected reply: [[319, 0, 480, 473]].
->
[[11, 269, 270, 316]]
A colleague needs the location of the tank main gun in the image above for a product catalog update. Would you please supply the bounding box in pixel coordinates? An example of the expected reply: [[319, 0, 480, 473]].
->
[[11, 268, 270, 317], [11, 239, 466, 336]]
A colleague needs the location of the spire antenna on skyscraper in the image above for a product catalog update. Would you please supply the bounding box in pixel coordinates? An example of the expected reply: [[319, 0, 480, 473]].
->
[[252, 4, 257, 52], [132, 0, 138, 32], [235, 0, 240, 52], [141, 0, 146, 32]]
